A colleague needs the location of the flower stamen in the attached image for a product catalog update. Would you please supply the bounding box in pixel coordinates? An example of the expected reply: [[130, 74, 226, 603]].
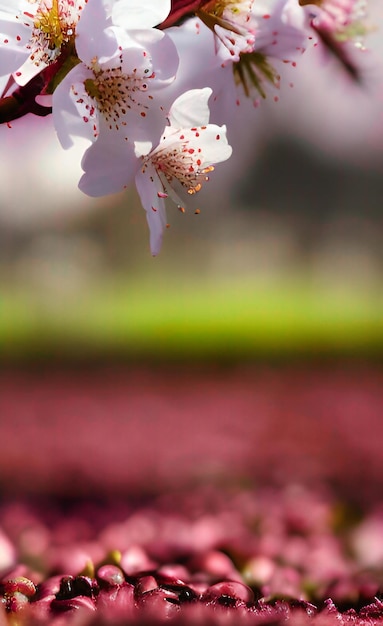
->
[[196, 0, 255, 59], [83, 53, 153, 134], [23, 0, 80, 66]]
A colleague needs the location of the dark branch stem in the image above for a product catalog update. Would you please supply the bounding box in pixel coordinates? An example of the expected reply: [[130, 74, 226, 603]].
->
[[313, 25, 361, 83], [0, 69, 53, 124], [158, 0, 202, 29]]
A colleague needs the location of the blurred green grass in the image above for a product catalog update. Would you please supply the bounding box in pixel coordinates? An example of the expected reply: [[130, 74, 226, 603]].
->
[[1, 276, 382, 362]]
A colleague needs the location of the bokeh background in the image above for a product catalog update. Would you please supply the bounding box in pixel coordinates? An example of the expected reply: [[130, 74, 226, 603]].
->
[[1, 2, 383, 506]]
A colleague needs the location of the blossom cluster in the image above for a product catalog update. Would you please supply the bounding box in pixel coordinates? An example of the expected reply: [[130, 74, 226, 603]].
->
[[0, 0, 370, 254]]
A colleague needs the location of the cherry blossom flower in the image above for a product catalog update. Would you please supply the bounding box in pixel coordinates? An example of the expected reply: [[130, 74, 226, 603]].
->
[[0, 0, 86, 85], [134, 87, 232, 255], [233, 0, 312, 99], [52, 0, 178, 149], [196, 0, 256, 62]]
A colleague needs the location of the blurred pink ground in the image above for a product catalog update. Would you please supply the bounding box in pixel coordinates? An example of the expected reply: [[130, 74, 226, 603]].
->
[[0, 363, 382, 502]]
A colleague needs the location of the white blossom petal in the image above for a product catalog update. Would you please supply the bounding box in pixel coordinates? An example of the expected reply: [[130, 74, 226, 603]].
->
[[251, 0, 310, 57], [79, 136, 138, 196], [0, 17, 30, 76], [0, 0, 24, 12], [53, 63, 97, 148], [76, 23, 121, 67], [111, 0, 171, 31], [134, 140, 153, 157], [135, 162, 167, 256], [124, 28, 179, 86], [166, 87, 212, 131], [0, 73, 10, 96], [76, 0, 111, 30]]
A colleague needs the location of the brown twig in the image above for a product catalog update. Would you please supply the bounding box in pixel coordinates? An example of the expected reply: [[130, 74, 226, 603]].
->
[[158, 0, 202, 29]]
